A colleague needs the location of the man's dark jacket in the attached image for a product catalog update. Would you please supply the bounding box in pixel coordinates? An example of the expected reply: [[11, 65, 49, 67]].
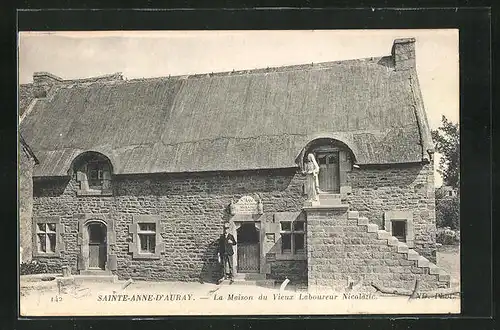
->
[[218, 233, 237, 256]]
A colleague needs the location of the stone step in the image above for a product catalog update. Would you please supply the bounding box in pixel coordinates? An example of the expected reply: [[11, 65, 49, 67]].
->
[[397, 242, 409, 253], [348, 211, 359, 219], [357, 217, 369, 225], [80, 269, 112, 276], [73, 274, 118, 283], [367, 224, 379, 233], [407, 249, 419, 261], [417, 256, 430, 268], [224, 279, 276, 288], [377, 230, 390, 240], [387, 236, 400, 246], [428, 263, 440, 275], [234, 273, 267, 281]]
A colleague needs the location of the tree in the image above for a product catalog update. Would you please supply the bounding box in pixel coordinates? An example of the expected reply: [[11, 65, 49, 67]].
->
[[435, 197, 460, 230], [431, 115, 460, 188]]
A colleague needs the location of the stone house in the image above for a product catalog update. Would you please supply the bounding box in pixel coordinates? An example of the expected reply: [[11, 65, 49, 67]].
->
[[19, 38, 451, 290], [19, 134, 39, 264], [436, 185, 459, 199]]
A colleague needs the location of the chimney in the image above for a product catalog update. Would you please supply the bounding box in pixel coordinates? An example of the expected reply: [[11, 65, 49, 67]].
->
[[391, 38, 416, 71], [32, 72, 63, 98]]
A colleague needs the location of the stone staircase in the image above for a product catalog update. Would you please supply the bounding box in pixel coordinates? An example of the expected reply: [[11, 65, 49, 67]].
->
[[348, 210, 451, 286]]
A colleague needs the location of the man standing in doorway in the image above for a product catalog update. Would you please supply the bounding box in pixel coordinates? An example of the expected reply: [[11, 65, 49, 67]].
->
[[217, 223, 237, 284]]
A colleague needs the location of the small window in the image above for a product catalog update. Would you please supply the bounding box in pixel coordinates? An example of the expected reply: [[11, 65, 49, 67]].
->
[[280, 220, 306, 255], [392, 220, 407, 242], [384, 210, 414, 248]]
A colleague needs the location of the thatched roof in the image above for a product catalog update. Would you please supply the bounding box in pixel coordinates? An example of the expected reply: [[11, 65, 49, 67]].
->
[[19, 39, 433, 177]]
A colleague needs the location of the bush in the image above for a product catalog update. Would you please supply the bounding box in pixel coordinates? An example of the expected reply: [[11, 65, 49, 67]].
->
[[436, 196, 460, 230], [20, 260, 49, 275], [436, 227, 460, 245]]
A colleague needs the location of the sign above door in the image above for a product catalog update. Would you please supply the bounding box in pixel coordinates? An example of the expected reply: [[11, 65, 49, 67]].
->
[[230, 195, 264, 215]]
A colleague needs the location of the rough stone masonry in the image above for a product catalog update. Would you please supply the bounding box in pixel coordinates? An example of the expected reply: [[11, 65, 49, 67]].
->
[[31, 162, 439, 287]]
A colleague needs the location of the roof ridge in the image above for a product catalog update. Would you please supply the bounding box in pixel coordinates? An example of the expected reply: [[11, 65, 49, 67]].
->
[[127, 55, 391, 82], [43, 55, 393, 88]]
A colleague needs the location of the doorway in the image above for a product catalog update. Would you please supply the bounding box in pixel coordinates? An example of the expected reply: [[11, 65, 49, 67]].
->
[[236, 223, 260, 273], [316, 151, 340, 193], [87, 222, 107, 270]]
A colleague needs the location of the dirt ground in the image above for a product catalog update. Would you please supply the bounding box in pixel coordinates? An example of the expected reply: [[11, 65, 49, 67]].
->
[[436, 244, 460, 287], [19, 245, 461, 316]]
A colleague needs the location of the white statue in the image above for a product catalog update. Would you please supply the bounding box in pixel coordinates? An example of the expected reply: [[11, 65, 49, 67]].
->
[[303, 153, 321, 201]]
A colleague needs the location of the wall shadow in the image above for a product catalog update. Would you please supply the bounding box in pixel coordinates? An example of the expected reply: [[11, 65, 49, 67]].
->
[[198, 239, 222, 284], [33, 177, 70, 197]]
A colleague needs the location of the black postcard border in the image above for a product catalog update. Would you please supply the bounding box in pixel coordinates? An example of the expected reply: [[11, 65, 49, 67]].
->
[[2, 4, 495, 330]]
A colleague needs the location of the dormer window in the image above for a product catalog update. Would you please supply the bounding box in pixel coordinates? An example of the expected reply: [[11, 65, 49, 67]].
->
[[302, 139, 354, 196], [73, 152, 113, 196]]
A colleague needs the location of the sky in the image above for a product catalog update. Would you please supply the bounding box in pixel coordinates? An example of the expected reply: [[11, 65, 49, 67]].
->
[[18, 30, 459, 187]]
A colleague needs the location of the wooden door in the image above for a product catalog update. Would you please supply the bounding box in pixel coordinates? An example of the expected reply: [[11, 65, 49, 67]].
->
[[236, 223, 260, 273], [317, 152, 340, 193], [237, 244, 260, 273], [88, 223, 107, 269]]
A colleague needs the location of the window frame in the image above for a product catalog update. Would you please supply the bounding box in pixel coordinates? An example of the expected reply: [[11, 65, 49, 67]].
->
[[280, 219, 306, 256], [384, 210, 414, 248], [138, 223, 157, 254], [32, 216, 64, 258], [128, 215, 164, 260]]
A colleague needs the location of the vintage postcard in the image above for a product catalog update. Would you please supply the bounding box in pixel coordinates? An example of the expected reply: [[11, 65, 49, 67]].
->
[[18, 29, 460, 316]]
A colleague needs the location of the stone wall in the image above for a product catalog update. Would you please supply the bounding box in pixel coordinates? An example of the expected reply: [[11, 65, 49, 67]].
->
[[30, 162, 437, 283], [269, 260, 307, 283], [32, 169, 306, 281], [306, 208, 447, 292], [345, 163, 436, 261]]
